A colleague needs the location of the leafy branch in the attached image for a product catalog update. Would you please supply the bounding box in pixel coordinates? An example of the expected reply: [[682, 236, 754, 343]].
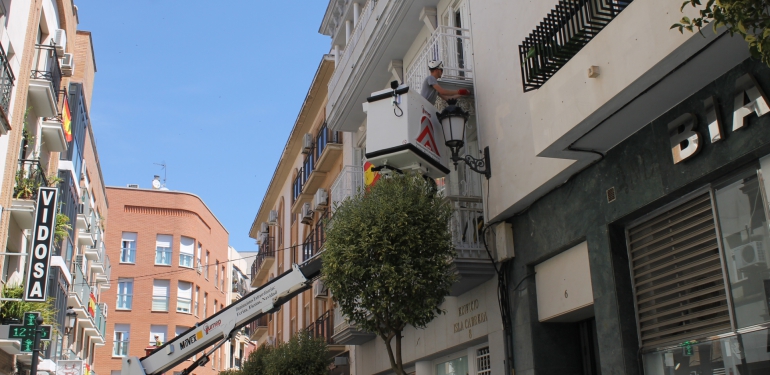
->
[[673, 0, 770, 66]]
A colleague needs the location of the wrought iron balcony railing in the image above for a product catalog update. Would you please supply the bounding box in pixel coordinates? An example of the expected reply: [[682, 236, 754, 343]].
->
[[0, 42, 14, 128], [251, 236, 275, 279], [305, 310, 334, 344], [447, 196, 487, 259], [406, 25, 474, 92], [302, 210, 327, 262], [519, 0, 633, 91], [31, 44, 62, 104], [315, 122, 341, 160], [292, 166, 306, 204], [14, 159, 49, 200]]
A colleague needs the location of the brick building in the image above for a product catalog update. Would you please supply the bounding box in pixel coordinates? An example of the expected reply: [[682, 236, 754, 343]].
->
[[96, 185, 230, 375]]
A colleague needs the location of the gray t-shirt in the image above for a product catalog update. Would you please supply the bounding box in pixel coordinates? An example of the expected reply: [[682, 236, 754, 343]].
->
[[421, 75, 439, 104]]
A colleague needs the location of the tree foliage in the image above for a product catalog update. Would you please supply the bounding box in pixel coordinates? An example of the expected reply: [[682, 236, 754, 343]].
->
[[227, 333, 327, 375], [0, 284, 60, 333], [322, 173, 455, 375], [673, 0, 770, 66]]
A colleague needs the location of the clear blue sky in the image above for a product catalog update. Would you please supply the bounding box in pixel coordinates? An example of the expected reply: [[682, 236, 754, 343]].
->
[[75, 1, 330, 253]]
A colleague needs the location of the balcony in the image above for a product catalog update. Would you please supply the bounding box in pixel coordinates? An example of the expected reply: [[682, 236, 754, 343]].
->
[[9, 159, 49, 230], [28, 44, 62, 117], [0, 43, 14, 134], [291, 166, 313, 214], [248, 315, 269, 341], [313, 123, 343, 173], [78, 210, 97, 247], [302, 210, 328, 262], [251, 237, 276, 287], [95, 254, 111, 288], [330, 165, 364, 211], [405, 25, 474, 92], [306, 310, 346, 357], [332, 305, 375, 346], [447, 196, 496, 296], [40, 90, 72, 153]]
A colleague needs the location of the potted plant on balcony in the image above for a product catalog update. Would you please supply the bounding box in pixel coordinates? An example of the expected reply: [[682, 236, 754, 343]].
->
[[55, 213, 72, 243], [0, 284, 59, 335]]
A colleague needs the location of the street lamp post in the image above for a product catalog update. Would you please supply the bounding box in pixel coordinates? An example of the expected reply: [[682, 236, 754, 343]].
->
[[29, 315, 44, 375], [436, 99, 491, 179], [65, 307, 77, 335]]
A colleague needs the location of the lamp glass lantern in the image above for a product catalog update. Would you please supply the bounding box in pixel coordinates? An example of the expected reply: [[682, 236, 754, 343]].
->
[[436, 99, 491, 179], [65, 307, 77, 334]]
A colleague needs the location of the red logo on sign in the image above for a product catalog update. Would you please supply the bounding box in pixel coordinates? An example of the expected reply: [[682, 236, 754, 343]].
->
[[416, 108, 440, 156]]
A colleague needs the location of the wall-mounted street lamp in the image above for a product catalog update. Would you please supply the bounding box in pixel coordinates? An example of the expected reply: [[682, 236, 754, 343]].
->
[[437, 99, 491, 179], [65, 307, 77, 335]]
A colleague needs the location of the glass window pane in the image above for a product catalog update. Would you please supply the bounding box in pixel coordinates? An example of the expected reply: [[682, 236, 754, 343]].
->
[[436, 356, 467, 375], [714, 167, 770, 329]]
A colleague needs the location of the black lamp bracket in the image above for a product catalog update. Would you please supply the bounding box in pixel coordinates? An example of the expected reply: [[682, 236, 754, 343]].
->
[[451, 146, 491, 179]]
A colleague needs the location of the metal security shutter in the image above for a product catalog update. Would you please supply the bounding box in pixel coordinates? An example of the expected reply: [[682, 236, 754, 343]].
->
[[628, 193, 731, 348]]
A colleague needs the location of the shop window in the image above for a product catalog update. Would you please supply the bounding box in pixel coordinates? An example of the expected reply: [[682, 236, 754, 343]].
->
[[436, 356, 468, 375], [627, 192, 729, 348]]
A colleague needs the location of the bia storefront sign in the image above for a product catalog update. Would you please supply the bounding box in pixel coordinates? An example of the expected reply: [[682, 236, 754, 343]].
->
[[669, 73, 770, 164], [24, 187, 58, 302]]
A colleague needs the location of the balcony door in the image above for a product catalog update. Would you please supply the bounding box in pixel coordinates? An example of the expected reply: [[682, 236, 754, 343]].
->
[[442, 0, 471, 78]]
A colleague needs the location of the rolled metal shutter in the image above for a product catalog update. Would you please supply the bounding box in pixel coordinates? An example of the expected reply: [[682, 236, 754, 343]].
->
[[628, 192, 731, 348]]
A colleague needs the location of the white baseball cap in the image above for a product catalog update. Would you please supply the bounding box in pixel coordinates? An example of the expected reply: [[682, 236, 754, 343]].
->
[[428, 60, 444, 70]]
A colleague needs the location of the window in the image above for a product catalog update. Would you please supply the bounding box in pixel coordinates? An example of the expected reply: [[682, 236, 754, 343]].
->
[[214, 300, 218, 313], [215, 260, 219, 288], [205, 251, 210, 279], [180, 237, 194, 268], [113, 324, 130, 356], [121, 232, 137, 263], [194, 286, 200, 317], [221, 266, 225, 291], [149, 325, 167, 346], [436, 356, 468, 375], [116, 279, 133, 310], [152, 279, 170, 311], [477, 347, 491, 375], [155, 234, 172, 265], [196, 243, 202, 273], [203, 293, 208, 318], [177, 281, 192, 313]]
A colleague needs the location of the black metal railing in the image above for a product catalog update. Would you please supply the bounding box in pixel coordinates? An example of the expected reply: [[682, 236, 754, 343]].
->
[[292, 166, 306, 204], [0, 42, 14, 120], [251, 237, 275, 279], [315, 122, 342, 160], [31, 44, 62, 104], [14, 159, 50, 200], [302, 210, 327, 261], [247, 315, 269, 336], [518, 0, 632, 91], [305, 310, 334, 344]]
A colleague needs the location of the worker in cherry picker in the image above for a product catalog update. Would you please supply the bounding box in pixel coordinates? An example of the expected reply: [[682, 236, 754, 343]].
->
[[420, 60, 471, 105]]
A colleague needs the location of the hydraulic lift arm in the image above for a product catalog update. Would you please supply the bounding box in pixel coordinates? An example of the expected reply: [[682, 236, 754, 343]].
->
[[121, 254, 323, 375]]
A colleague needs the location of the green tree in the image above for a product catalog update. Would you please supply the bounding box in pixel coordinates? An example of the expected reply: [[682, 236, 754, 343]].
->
[[322, 173, 455, 375], [673, 0, 770, 66], [237, 342, 273, 375], [264, 333, 328, 375]]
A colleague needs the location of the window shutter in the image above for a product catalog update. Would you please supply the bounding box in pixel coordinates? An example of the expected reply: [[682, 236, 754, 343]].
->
[[178, 281, 192, 299], [114, 324, 130, 336], [176, 326, 190, 337], [628, 193, 730, 348], [153, 280, 169, 297], [180, 237, 195, 255], [122, 232, 137, 242], [156, 235, 172, 248]]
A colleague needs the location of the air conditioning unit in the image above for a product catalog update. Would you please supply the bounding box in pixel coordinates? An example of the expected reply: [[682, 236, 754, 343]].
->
[[53, 29, 66, 55], [301, 203, 313, 225], [733, 241, 766, 269], [260, 222, 269, 234], [268, 210, 278, 226], [257, 232, 267, 246], [126, 184, 139, 188], [60, 53, 74, 76], [302, 133, 313, 154], [314, 189, 328, 211], [313, 280, 328, 298], [100, 303, 108, 317], [266, 336, 276, 346], [74, 254, 85, 270]]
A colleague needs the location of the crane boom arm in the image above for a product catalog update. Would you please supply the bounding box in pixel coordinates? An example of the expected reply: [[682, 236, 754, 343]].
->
[[121, 255, 323, 375]]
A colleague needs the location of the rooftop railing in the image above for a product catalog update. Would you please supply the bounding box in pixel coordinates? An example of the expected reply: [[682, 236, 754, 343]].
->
[[518, 0, 633, 91]]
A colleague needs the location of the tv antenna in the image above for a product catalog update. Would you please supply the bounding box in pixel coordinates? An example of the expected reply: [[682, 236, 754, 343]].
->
[[153, 161, 167, 187]]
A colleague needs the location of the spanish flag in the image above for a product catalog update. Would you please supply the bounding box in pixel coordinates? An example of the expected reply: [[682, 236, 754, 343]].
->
[[62, 96, 73, 142], [364, 161, 380, 187]]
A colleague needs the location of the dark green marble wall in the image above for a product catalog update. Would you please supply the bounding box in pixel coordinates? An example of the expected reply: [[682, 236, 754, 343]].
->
[[507, 58, 770, 375]]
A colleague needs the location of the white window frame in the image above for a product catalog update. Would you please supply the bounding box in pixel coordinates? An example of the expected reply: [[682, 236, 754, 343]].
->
[[113, 324, 130, 357], [177, 281, 193, 314], [121, 232, 137, 264], [116, 278, 133, 310], [152, 279, 170, 312], [155, 234, 173, 266]]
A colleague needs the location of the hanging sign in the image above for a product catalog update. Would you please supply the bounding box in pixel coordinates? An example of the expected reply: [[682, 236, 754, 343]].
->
[[56, 360, 83, 375], [8, 312, 52, 352], [24, 187, 59, 302]]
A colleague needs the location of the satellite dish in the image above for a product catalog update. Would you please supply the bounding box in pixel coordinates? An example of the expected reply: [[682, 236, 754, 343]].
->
[[152, 179, 161, 189]]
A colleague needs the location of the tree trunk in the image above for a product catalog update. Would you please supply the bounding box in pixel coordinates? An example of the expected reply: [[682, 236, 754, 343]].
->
[[383, 330, 407, 375], [395, 331, 405, 375]]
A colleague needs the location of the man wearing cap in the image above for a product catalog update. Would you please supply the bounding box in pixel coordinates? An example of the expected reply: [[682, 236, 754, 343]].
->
[[420, 60, 471, 104]]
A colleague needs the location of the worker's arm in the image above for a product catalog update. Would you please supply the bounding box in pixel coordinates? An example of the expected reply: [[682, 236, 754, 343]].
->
[[432, 82, 470, 100]]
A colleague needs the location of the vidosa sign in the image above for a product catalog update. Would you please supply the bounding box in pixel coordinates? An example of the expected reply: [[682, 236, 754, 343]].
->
[[24, 187, 58, 302]]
